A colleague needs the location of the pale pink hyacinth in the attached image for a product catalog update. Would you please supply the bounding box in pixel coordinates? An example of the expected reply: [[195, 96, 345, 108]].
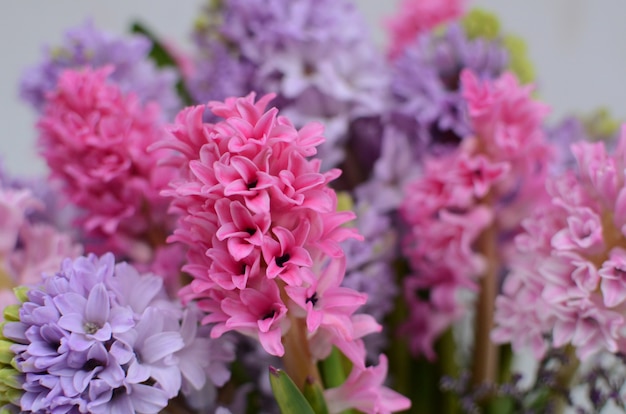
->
[[400, 69, 552, 359], [0, 184, 81, 308], [161, 93, 409, 412], [37, 66, 181, 282], [493, 126, 626, 361], [386, 0, 466, 60]]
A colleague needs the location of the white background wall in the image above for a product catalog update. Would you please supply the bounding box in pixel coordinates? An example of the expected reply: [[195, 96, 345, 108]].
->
[[1, 1, 625, 176]]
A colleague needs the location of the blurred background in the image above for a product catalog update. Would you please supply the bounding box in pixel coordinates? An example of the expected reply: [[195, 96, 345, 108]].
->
[[1, 0, 624, 175]]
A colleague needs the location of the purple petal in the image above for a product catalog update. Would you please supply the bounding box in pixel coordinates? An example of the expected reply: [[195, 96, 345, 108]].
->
[[142, 332, 184, 364], [128, 383, 168, 413], [86, 283, 110, 326], [58, 313, 86, 334], [53, 292, 87, 316], [109, 306, 135, 333], [126, 359, 151, 384]]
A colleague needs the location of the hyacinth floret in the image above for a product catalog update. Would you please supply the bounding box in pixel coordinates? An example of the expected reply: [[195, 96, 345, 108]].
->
[[2, 253, 234, 414]]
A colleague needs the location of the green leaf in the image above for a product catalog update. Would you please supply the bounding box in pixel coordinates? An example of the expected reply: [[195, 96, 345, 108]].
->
[[269, 367, 315, 414], [130, 21, 194, 105], [461, 8, 501, 40], [303, 376, 329, 414], [319, 346, 346, 389], [130, 22, 176, 68]]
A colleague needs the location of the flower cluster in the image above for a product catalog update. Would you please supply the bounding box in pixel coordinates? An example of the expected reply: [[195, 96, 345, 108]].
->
[[20, 21, 181, 119], [493, 128, 626, 361], [3, 253, 234, 413], [400, 69, 552, 358], [387, 18, 510, 160], [386, 0, 466, 60], [162, 92, 409, 412], [0, 181, 80, 309], [189, 0, 389, 169], [36, 66, 181, 285], [8, 0, 626, 412]]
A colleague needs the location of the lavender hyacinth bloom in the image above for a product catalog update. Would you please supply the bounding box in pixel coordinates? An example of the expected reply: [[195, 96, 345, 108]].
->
[[20, 21, 181, 119], [342, 204, 398, 321], [3, 253, 235, 414], [185, 41, 253, 122], [389, 23, 508, 155], [190, 0, 389, 169]]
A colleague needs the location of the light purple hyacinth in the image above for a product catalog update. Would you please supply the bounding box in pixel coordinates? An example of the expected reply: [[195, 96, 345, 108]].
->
[[20, 21, 181, 119], [185, 41, 252, 113], [3, 253, 235, 414], [545, 116, 608, 176], [190, 0, 389, 169], [341, 204, 398, 358], [389, 23, 508, 155]]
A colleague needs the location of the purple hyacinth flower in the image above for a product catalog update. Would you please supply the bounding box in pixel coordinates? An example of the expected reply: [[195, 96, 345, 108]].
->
[[3, 253, 235, 413], [388, 23, 509, 156], [190, 0, 390, 169], [20, 21, 181, 119]]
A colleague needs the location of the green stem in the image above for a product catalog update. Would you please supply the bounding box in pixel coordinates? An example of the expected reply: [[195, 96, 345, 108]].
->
[[387, 261, 411, 404], [471, 221, 499, 387], [282, 315, 321, 391], [497, 344, 513, 384], [411, 357, 438, 414], [435, 328, 459, 414]]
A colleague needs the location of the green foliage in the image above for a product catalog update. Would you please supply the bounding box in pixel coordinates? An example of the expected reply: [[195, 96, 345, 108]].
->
[[461, 8, 535, 84], [462, 8, 501, 40], [303, 377, 330, 414], [503, 34, 535, 84], [130, 21, 194, 105], [583, 107, 621, 141], [269, 367, 316, 414]]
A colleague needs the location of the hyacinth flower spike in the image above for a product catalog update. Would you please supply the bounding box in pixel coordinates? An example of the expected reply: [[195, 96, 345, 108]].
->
[[36, 66, 183, 292], [0, 253, 235, 413], [158, 92, 410, 413]]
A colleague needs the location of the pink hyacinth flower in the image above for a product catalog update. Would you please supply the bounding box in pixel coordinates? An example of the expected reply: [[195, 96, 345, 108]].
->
[[324, 355, 411, 414], [386, 0, 466, 60]]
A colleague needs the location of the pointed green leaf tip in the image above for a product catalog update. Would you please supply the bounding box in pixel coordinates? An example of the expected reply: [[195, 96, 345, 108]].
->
[[303, 376, 329, 414], [462, 8, 501, 40], [269, 367, 316, 414]]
